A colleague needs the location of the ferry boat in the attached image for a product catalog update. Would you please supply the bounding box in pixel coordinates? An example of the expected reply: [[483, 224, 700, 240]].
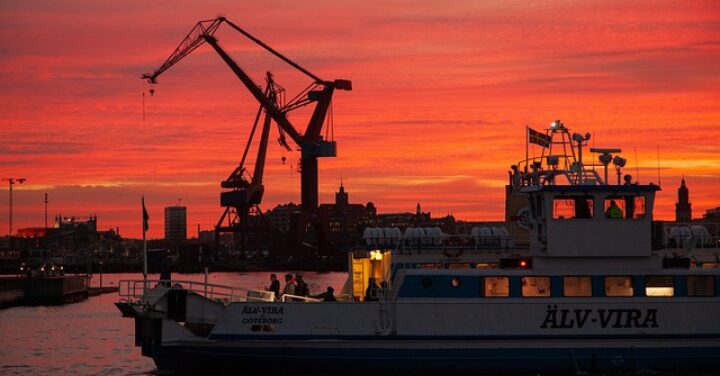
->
[[118, 121, 720, 374]]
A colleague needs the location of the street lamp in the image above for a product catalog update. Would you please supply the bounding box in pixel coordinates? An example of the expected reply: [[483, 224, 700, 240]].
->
[[1, 177, 26, 235]]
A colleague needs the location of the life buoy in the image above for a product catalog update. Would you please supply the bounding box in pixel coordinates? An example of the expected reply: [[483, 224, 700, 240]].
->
[[443, 247, 463, 258]]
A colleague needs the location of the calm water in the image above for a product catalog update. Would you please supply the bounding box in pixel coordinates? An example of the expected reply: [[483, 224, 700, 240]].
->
[[0, 271, 346, 375]]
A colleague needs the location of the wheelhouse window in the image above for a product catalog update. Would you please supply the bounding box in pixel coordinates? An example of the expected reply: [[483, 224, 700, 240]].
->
[[484, 276, 509, 297], [553, 196, 594, 219], [522, 276, 550, 297], [624, 195, 646, 219], [645, 276, 674, 296], [563, 276, 592, 297], [604, 197, 626, 219], [687, 276, 715, 296], [605, 276, 633, 296]]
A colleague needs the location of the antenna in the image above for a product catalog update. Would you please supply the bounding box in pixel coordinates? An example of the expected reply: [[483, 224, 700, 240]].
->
[[656, 144, 661, 187], [634, 147, 640, 184]]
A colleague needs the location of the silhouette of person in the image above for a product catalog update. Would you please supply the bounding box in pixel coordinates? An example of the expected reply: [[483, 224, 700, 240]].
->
[[267, 274, 280, 300], [365, 278, 379, 302], [605, 200, 623, 219], [295, 273, 309, 297], [312, 286, 337, 302], [283, 273, 296, 298]]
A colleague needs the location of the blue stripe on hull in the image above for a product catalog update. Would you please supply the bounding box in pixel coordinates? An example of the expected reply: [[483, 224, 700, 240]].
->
[[153, 345, 720, 374]]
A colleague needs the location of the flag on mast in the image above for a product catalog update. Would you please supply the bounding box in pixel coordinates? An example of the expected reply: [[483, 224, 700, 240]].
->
[[142, 197, 149, 232], [528, 127, 551, 147]]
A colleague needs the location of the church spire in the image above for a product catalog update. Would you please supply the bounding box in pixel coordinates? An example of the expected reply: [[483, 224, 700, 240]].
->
[[675, 177, 692, 222], [335, 180, 348, 206]]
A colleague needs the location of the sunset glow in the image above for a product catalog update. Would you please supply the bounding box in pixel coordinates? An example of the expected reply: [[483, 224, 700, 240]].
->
[[1, 1, 719, 238]]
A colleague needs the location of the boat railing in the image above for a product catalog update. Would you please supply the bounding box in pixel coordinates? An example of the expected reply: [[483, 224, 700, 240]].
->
[[334, 294, 355, 302], [118, 279, 249, 304], [278, 293, 355, 302], [396, 237, 519, 255], [280, 294, 322, 302]]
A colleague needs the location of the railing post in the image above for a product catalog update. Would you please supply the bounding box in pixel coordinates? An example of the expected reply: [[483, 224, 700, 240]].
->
[[204, 267, 209, 298]]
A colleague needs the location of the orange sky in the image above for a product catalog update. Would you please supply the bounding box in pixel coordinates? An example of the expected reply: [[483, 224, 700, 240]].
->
[[1, 1, 719, 238]]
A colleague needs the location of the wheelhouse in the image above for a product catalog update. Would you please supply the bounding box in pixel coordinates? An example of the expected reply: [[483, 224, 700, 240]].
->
[[523, 184, 660, 257]]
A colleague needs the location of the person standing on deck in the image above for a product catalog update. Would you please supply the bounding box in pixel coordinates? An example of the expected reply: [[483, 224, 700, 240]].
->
[[365, 278, 380, 301], [312, 286, 336, 302], [295, 274, 309, 297], [283, 274, 296, 298], [267, 274, 280, 300]]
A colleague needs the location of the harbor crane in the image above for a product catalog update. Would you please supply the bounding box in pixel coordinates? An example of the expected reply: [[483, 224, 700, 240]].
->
[[142, 17, 352, 254], [214, 73, 279, 254]]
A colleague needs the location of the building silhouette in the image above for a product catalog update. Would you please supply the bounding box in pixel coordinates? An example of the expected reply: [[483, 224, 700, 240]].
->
[[702, 207, 720, 221], [266, 203, 301, 233], [164, 206, 187, 241], [319, 183, 376, 236], [675, 178, 692, 222]]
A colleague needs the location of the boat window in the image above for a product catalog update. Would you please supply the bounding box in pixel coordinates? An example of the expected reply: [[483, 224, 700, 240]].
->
[[484, 276, 509, 297], [687, 276, 715, 296], [421, 277, 433, 288], [475, 262, 498, 269], [553, 196, 593, 219], [451, 277, 462, 288], [563, 276, 592, 297], [604, 276, 633, 296], [623, 195, 646, 219], [521, 276, 550, 297], [604, 197, 626, 219], [645, 276, 674, 296], [448, 263, 471, 269]]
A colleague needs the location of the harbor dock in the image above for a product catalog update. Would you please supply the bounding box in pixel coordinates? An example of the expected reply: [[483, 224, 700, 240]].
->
[[0, 275, 90, 308]]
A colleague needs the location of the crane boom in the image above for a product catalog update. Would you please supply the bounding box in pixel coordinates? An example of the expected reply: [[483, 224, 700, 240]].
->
[[202, 35, 303, 146], [141, 18, 222, 84]]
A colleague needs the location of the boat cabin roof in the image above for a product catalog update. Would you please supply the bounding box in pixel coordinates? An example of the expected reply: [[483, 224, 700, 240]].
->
[[521, 184, 660, 194]]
